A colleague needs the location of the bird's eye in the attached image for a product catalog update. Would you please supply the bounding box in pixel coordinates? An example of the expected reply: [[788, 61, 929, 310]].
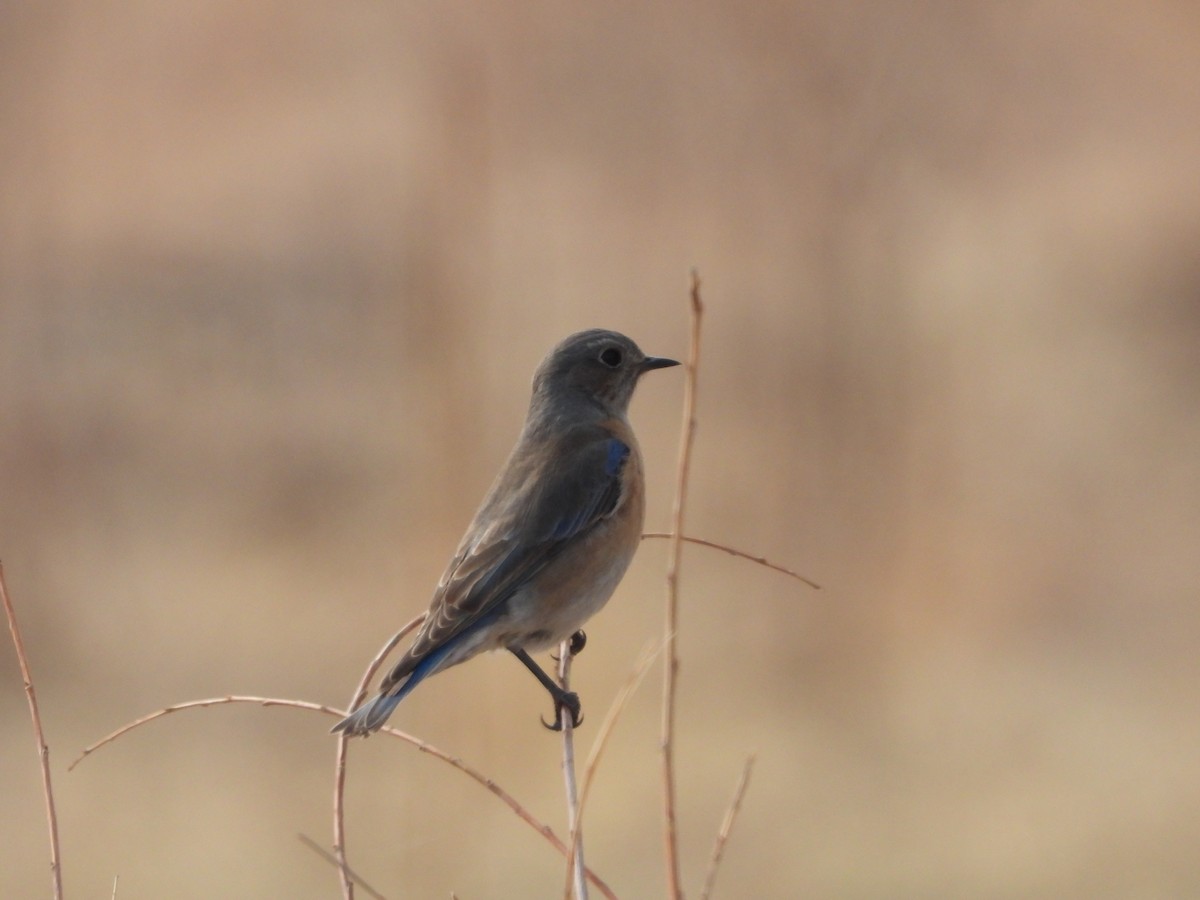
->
[[599, 347, 623, 368]]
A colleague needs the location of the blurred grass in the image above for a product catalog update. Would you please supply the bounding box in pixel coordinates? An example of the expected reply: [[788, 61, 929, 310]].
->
[[3, 3, 1200, 897]]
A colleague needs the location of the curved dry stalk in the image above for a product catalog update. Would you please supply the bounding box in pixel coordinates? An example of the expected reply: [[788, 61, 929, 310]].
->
[[564, 642, 662, 900], [556, 642, 587, 899], [641, 534, 820, 590], [70, 694, 618, 900], [661, 270, 703, 898], [69, 696, 346, 769], [698, 755, 755, 900], [334, 613, 427, 900], [1, 562, 65, 900]]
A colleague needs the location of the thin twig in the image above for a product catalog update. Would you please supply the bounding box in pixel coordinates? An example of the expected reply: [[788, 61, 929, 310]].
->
[[299, 833, 389, 900], [661, 270, 703, 898], [365, 723, 618, 898], [564, 642, 662, 900], [111, 875, 119, 899], [334, 613, 427, 900], [641, 534, 820, 590], [1, 562, 65, 900], [698, 755, 756, 900], [70, 696, 344, 770], [71, 695, 619, 900], [557, 641, 587, 900]]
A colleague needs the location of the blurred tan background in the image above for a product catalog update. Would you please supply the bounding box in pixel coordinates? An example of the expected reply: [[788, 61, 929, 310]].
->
[[3, 3, 1199, 897]]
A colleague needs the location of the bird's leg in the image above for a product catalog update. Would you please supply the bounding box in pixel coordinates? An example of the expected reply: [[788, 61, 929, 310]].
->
[[510, 647, 583, 731]]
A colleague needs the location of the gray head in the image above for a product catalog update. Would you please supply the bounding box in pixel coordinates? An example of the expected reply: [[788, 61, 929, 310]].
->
[[530, 329, 679, 420]]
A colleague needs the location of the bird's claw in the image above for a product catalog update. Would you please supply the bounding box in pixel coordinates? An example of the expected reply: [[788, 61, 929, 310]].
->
[[540, 691, 583, 731]]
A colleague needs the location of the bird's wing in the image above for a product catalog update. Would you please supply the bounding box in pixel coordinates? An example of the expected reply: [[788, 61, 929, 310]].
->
[[379, 427, 631, 692]]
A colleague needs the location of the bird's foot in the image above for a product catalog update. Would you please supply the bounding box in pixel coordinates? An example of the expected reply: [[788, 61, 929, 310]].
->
[[541, 690, 583, 731]]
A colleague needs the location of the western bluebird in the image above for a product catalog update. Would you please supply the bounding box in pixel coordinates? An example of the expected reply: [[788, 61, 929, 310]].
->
[[332, 329, 678, 736]]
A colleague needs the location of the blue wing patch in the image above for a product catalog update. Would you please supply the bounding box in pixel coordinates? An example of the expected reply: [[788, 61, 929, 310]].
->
[[605, 438, 630, 475], [549, 437, 629, 540]]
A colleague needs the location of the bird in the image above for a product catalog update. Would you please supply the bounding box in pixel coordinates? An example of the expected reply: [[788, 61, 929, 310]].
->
[[332, 329, 679, 736]]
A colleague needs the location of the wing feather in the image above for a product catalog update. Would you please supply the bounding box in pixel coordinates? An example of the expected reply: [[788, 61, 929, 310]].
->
[[378, 426, 629, 693]]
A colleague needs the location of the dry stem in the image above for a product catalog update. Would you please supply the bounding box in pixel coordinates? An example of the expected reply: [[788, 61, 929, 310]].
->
[[661, 270, 703, 898], [642, 534, 820, 590], [299, 833, 388, 900], [1, 562, 65, 900], [698, 755, 756, 900], [557, 641, 587, 899], [71, 694, 618, 900], [564, 642, 662, 899], [333, 613, 427, 900]]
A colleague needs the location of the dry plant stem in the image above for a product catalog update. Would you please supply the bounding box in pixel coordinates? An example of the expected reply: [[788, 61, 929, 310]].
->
[[661, 271, 703, 899], [71, 696, 347, 770], [698, 755, 756, 900], [1, 563, 65, 900], [642, 533, 820, 590], [71, 694, 618, 900], [557, 640, 588, 900], [334, 613, 427, 900], [564, 643, 661, 900], [299, 833, 389, 900]]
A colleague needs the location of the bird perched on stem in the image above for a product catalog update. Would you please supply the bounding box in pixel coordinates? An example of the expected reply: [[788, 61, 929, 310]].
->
[[333, 329, 678, 736]]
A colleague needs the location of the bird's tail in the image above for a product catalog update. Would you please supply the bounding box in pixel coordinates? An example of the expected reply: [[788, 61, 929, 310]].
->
[[332, 611, 491, 736], [331, 657, 434, 734], [331, 633, 464, 736], [331, 689, 405, 736]]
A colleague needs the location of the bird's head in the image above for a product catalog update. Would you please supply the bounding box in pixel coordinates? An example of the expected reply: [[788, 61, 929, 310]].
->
[[531, 329, 679, 420]]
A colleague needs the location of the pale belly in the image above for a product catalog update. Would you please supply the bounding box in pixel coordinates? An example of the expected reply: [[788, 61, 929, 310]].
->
[[505, 540, 638, 651]]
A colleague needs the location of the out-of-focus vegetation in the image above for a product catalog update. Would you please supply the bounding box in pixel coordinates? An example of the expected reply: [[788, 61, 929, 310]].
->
[[3, 4, 1199, 896]]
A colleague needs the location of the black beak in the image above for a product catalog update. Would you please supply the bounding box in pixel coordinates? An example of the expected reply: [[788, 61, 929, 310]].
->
[[640, 356, 681, 372]]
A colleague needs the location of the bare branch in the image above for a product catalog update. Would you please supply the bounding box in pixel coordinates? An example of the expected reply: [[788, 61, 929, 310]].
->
[[70, 696, 341, 770], [557, 642, 587, 900], [565, 642, 662, 899], [698, 755, 756, 900], [333, 613, 427, 899], [642, 534, 820, 590], [71, 694, 618, 900], [1, 562, 65, 900], [299, 833, 389, 900], [661, 270, 703, 898]]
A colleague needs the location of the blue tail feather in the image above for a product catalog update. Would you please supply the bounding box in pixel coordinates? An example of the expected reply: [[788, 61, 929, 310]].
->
[[331, 613, 494, 736]]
